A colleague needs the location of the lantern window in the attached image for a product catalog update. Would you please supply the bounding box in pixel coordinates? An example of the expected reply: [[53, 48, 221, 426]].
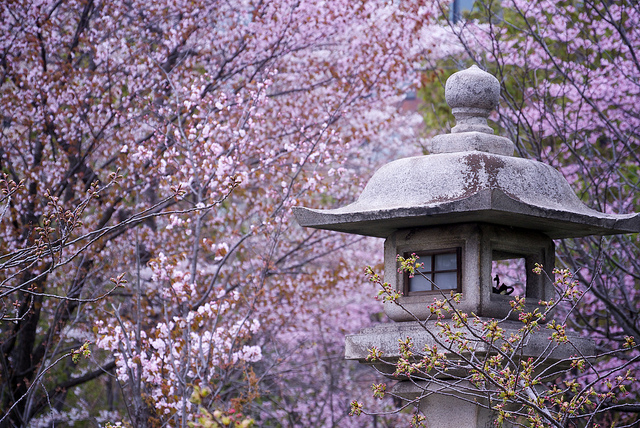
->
[[404, 249, 461, 295], [491, 256, 526, 296]]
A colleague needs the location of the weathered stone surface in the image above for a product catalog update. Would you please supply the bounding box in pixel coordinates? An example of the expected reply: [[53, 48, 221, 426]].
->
[[446, 65, 500, 113], [392, 381, 517, 428], [344, 320, 594, 365], [293, 151, 640, 238], [430, 131, 514, 155]]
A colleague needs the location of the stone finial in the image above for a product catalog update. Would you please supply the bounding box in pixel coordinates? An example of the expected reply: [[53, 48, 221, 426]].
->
[[446, 65, 499, 134], [430, 65, 515, 156]]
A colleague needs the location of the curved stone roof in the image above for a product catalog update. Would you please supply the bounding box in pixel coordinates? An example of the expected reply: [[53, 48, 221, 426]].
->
[[293, 151, 640, 238]]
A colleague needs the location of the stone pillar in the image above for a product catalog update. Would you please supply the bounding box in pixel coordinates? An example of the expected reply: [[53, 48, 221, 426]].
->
[[393, 381, 515, 428]]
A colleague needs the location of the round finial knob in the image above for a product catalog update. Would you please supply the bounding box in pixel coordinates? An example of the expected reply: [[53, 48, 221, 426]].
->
[[430, 66, 514, 155], [445, 65, 500, 134]]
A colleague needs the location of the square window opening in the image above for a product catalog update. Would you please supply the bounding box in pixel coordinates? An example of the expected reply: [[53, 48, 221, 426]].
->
[[491, 251, 526, 297], [404, 249, 461, 295]]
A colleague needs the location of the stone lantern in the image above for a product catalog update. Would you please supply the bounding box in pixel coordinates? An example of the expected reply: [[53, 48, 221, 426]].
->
[[293, 66, 640, 427]]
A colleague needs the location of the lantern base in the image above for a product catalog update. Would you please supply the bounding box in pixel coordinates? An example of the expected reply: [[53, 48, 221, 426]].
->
[[392, 380, 517, 428], [345, 319, 594, 378]]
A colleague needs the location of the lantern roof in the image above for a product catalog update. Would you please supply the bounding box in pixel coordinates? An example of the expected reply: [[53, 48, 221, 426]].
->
[[293, 66, 640, 239]]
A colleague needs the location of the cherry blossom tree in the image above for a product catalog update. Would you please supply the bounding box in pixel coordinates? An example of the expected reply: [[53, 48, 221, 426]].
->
[[0, 0, 450, 426]]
